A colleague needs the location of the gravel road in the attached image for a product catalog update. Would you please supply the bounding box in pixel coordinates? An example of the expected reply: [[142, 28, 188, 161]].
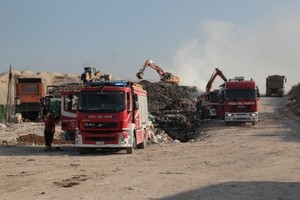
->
[[0, 96, 300, 200]]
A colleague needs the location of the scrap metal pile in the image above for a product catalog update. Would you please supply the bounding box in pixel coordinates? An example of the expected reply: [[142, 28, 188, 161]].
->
[[139, 80, 201, 142]]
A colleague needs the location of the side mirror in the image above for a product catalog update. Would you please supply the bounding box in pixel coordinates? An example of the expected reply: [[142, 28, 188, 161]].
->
[[133, 94, 138, 101], [127, 102, 131, 112], [134, 101, 139, 110], [133, 94, 139, 110], [127, 93, 131, 112]]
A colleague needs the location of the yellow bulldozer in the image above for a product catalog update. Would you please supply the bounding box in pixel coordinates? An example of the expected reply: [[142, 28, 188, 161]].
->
[[80, 67, 112, 83]]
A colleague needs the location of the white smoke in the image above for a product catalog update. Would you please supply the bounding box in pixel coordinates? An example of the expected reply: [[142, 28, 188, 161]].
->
[[172, 6, 300, 93]]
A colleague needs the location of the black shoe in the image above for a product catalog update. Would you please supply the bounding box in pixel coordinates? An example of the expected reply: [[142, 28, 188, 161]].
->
[[44, 146, 52, 151], [54, 147, 63, 151]]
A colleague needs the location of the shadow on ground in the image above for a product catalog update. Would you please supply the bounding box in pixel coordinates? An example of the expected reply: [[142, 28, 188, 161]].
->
[[0, 145, 127, 156], [157, 181, 300, 200]]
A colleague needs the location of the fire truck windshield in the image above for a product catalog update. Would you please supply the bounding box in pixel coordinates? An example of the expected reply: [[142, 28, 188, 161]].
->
[[226, 89, 257, 100], [78, 91, 125, 112]]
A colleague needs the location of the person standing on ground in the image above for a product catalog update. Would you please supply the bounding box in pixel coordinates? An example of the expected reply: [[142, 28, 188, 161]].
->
[[44, 112, 55, 151]]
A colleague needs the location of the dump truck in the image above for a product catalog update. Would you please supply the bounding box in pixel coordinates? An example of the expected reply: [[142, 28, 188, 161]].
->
[[266, 75, 287, 97], [15, 78, 44, 120]]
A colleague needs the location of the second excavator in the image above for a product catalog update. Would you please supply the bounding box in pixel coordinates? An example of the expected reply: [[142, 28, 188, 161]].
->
[[136, 59, 180, 84]]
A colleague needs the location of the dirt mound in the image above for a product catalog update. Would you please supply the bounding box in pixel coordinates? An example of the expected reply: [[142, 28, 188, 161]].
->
[[288, 83, 300, 97], [287, 83, 300, 116], [139, 81, 201, 142], [16, 133, 70, 145]]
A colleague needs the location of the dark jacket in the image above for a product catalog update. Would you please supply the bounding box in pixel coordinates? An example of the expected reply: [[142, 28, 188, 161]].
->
[[45, 113, 55, 133]]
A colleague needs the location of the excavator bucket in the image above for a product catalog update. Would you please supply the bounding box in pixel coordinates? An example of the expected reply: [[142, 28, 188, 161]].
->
[[136, 70, 144, 79]]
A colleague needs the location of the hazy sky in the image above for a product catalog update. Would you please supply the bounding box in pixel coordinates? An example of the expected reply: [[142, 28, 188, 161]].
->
[[1, 0, 299, 92]]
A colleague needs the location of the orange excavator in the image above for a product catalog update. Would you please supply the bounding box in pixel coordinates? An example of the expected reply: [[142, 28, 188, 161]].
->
[[196, 68, 227, 120], [136, 59, 180, 84]]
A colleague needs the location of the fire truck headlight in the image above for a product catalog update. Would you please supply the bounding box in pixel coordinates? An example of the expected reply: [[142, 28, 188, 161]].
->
[[226, 113, 233, 117], [75, 131, 82, 143], [250, 113, 257, 116], [118, 134, 125, 142]]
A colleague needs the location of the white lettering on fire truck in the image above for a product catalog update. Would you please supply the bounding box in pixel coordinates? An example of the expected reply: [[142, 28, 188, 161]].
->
[[228, 102, 255, 105], [88, 115, 113, 119]]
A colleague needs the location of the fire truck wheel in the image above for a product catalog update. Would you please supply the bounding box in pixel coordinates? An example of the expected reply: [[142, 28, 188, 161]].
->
[[137, 133, 146, 149], [126, 147, 133, 154], [126, 136, 136, 154], [78, 148, 88, 154]]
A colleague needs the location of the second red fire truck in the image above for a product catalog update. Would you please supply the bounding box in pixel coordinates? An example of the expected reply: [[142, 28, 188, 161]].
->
[[222, 77, 260, 125], [197, 70, 260, 125]]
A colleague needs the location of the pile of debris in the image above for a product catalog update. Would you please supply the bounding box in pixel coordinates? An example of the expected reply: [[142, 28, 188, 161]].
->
[[288, 83, 300, 99], [139, 80, 201, 142], [287, 83, 300, 116]]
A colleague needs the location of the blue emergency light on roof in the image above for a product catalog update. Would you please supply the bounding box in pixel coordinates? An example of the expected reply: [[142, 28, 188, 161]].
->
[[114, 81, 126, 86], [84, 80, 129, 87]]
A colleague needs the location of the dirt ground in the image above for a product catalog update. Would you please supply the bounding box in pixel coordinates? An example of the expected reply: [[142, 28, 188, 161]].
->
[[0, 96, 300, 200]]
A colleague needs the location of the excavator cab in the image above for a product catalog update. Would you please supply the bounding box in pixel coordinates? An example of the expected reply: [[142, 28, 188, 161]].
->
[[163, 72, 180, 84]]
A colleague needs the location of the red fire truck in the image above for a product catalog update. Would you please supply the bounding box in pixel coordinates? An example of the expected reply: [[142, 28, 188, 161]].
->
[[61, 80, 149, 154], [223, 77, 260, 125]]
